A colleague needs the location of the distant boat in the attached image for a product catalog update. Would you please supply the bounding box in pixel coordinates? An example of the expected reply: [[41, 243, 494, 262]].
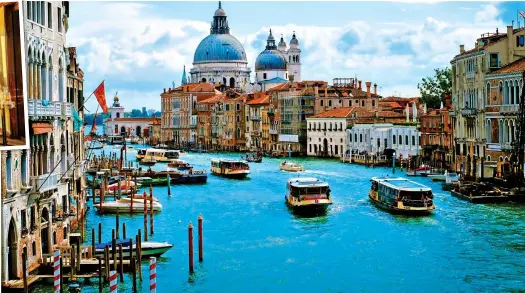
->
[[136, 176, 169, 186], [441, 172, 460, 191], [369, 177, 435, 215], [285, 177, 332, 215], [211, 159, 250, 179], [428, 170, 448, 182], [139, 158, 157, 166], [280, 161, 305, 172], [406, 164, 431, 177], [88, 140, 104, 150], [168, 159, 192, 170]]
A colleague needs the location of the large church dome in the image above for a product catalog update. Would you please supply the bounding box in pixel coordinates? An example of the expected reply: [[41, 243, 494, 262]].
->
[[192, 1, 247, 65], [255, 30, 287, 71], [194, 34, 247, 64]]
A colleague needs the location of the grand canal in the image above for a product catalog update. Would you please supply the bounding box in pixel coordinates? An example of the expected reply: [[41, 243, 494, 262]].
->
[[37, 145, 525, 293]]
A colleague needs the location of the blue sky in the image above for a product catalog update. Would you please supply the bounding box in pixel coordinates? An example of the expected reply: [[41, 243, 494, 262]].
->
[[67, 1, 525, 112]]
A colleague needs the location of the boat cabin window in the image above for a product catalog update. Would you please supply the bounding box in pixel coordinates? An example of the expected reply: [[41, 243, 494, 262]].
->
[[398, 190, 433, 201], [290, 186, 328, 196]]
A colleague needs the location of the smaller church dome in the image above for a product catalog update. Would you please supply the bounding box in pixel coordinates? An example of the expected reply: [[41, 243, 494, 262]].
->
[[290, 31, 299, 47], [255, 30, 287, 71]]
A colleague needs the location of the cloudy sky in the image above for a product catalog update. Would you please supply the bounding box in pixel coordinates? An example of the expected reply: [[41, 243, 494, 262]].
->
[[68, 1, 524, 112]]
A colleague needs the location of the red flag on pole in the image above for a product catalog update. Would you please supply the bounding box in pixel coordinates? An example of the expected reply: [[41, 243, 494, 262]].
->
[[94, 81, 109, 114]]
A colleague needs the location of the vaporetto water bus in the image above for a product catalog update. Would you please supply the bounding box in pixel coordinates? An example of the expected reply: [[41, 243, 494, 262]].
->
[[285, 177, 332, 215], [210, 159, 250, 179], [369, 177, 435, 215], [143, 148, 180, 162]]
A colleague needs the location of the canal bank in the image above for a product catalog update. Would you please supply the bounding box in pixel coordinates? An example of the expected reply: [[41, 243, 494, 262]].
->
[[35, 145, 525, 292]]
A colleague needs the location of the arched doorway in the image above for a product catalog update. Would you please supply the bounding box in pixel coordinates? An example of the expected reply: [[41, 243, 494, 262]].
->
[[8, 218, 18, 280], [136, 126, 142, 137], [323, 138, 328, 156], [229, 77, 235, 88], [41, 207, 50, 254], [120, 126, 126, 135], [60, 135, 66, 175], [201, 78, 206, 82]]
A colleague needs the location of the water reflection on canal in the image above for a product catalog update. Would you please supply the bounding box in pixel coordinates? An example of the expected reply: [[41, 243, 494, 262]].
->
[[36, 146, 525, 293]]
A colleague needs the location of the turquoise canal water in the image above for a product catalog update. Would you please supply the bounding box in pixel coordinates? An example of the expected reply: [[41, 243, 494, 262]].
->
[[37, 144, 525, 293]]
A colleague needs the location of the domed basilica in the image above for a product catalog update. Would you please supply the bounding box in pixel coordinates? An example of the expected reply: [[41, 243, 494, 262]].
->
[[189, 2, 301, 91]]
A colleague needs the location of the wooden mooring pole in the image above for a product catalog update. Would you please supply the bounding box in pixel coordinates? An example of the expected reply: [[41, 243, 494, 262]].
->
[[188, 222, 194, 274], [22, 252, 28, 293], [149, 185, 154, 235], [198, 214, 203, 262], [116, 212, 120, 239], [143, 191, 148, 241]]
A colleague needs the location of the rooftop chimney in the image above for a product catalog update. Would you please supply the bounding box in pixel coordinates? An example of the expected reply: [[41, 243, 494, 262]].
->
[[358, 80, 362, 90], [444, 92, 452, 108], [164, 88, 166, 93], [373, 83, 377, 95], [496, 28, 498, 35], [365, 82, 372, 97], [460, 45, 465, 54]]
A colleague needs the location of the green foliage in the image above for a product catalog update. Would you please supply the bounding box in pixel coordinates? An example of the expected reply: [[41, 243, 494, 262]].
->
[[417, 67, 452, 109]]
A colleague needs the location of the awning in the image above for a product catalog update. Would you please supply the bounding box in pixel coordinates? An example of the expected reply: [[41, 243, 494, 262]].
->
[[32, 122, 53, 134], [72, 108, 83, 132]]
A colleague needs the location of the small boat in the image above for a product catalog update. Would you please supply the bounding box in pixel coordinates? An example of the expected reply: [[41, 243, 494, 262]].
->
[[241, 153, 263, 163], [139, 158, 157, 166], [270, 151, 284, 158], [369, 177, 435, 215], [136, 176, 169, 186], [88, 140, 104, 150], [285, 177, 332, 215], [211, 159, 250, 179], [127, 193, 160, 202], [144, 170, 208, 184], [94, 240, 173, 258], [450, 183, 509, 203], [280, 161, 305, 172], [167, 159, 192, 170], [406, 164, 431, 177], [428, 170, 448, 182], [94, 198, 162, 213], [441, 172, 460, 191], [143, 149, 180, 162]]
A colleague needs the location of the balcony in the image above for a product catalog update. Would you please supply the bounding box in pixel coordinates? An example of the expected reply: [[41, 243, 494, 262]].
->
[[500, 104, 519, 114], [466, 71, 475, 79], [31, 173, 59, 193], [501, 142, 514, 151], [251, 116, 261, 121], [461, 108, 477, 117], [252, 130, 260, 137], [269, 129, 278, 135], [28, 99, 62, 119]]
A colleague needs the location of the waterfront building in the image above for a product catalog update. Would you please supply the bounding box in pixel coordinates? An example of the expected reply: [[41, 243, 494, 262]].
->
[[484, 57, 524, 177], [148, 117, 162, 146], [245, 92, 271, 151], [2, 1, 88, 282], [223, 90, 248, 151], [450, 24, 525, 178], [160, 83, 217, 147], [419, 93, 454, 170], [103, 96, 159, 138], [306, 107, 354, 157], [197, 93, 224, 150], [346, 123, 420, 159], [0, 2, 25, 146], [319, 78, 382, 113], [190, 2, 251, 89]]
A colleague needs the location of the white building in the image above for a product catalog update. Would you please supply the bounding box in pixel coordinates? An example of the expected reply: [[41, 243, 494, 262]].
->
[[347, 123, 420, 158], [306, 107, 354, 157], [104, 96, 158, 138], [190, 2, 251, 89]]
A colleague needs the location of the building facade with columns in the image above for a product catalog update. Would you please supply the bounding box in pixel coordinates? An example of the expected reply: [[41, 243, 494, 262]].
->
[[450, 24, 525, 178], [104, 96, 159, 138], [2, 1, 88, 282], [306, 107, 354, 157]]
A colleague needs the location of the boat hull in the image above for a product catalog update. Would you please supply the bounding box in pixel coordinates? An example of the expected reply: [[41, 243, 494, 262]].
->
[[285, 196, 331, 216], [95, 243, 173, 258], [211, 171, 249, 179], [368, 191, 434, 215], [450, 190, 509, 203]]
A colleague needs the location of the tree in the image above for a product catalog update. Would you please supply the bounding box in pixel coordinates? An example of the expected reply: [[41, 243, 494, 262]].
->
[[130, 109, 143, 117], [417, 67, 452, 109]]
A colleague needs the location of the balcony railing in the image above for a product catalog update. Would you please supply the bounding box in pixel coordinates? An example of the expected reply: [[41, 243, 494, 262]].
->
[[251, 116, 261, 121], [501, 142, 513, 150], [466, 71, 475, 79], [500, 104, 519, 113], [62, 102, 72, 118], [269, 129, 278, 134], [31, 173, 59, 193], [461, 108, 477, 117], [28, 99, 61, 118]]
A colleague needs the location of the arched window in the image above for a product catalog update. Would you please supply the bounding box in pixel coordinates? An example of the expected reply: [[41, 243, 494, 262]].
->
[[320, 100, 324, 106], [328, 100, 332, 107], [116, 112, 120, 118], [359, 134, 363, 142], [393, 135, 396, 144], [229, 77, 235, 88], [361, 100, 365, 107], [236, 128, 241, 137], [349, 100, 352, 106], [263, 73, 267, 79], [354, 133, 357, 142], [399, 135, 402, 145], [202, 78, 206, 82], [372, 100, 376, 107], [405, 135, 409, 145]]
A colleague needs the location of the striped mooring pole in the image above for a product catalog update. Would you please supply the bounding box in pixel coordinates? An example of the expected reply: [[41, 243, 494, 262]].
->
[[149, 257, 157, 293], [53, 250, 60, 293], [109, 270, 118, 293]]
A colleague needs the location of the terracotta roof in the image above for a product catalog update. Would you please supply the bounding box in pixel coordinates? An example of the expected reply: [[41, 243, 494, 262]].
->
[[381, 97, 420, 103], [489, 57, 525, 75], [198, 94, 226, 104], [247, 92, 270, 105], [311, 107, 356, 118]]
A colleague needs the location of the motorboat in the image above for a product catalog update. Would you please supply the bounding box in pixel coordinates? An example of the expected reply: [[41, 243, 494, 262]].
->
[[139, 158, 157, 166], [406, 164, 431, 176], [441, 172, 460, 191], [94, 198, 162, 213], [167, 159, 192, 170], [280, 161, 305, 172], [94, 240, 173, 258], [428, 170, 448, 182]]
